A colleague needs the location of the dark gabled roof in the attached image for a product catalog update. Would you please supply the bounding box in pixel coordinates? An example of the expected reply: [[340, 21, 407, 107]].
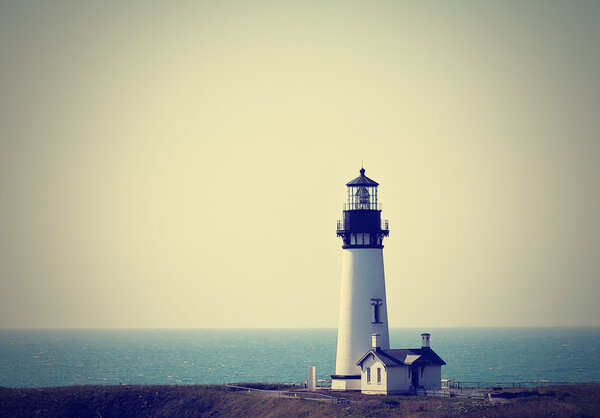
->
[[357, 347, 446, 367], [346, 168, 379, 187], [355, 350, 400, 367]]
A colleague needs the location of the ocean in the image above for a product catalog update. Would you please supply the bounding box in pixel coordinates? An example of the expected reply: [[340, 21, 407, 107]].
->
[[1, 328, 599, 388]]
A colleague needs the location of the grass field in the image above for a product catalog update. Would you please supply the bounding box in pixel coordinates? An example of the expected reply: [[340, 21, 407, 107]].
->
[[1, 383, 599, 417]]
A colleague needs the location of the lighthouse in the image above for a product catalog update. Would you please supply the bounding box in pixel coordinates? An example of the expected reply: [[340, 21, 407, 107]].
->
[[331, 168, 390, 391]]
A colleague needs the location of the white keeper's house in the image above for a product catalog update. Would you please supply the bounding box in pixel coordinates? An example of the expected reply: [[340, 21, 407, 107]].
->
[[356, 333, 446, 395]]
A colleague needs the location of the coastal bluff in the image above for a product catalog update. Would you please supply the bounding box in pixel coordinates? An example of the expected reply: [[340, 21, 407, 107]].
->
[[1, 383, 599, 417]]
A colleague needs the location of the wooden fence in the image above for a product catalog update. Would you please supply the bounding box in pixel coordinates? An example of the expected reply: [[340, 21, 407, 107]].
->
[[225, 384, 348, 404]]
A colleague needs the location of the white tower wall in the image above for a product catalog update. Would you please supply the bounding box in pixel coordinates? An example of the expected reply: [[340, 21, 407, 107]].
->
[[332, 247, 390, 390]]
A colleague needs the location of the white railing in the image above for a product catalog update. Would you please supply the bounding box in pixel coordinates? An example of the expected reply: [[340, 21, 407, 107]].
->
[[343, 203, 382, 211]]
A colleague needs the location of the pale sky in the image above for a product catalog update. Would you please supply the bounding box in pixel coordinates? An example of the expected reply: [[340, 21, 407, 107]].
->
[[1, 1, 599, 328]]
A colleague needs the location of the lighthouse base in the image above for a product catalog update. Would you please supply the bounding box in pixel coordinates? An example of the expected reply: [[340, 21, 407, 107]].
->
[[330, 374, 361, 391]]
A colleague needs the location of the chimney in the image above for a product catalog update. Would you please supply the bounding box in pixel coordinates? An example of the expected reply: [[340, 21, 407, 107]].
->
[[421, 333, 430, 348], [371, 333, 381, 349]]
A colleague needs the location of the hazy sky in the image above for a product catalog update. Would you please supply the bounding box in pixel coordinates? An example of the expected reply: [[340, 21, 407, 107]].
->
[[1, 1, 599, 328]]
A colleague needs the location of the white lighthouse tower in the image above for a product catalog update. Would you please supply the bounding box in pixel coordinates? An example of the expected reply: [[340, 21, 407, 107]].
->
[[331, 168, 390, 391]]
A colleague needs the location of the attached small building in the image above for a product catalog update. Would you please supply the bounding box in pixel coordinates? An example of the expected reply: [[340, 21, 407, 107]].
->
[[356, 333, 446, 395]]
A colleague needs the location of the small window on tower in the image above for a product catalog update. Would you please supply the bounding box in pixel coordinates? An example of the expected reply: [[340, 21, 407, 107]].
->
[[370, 299, 383, 324]]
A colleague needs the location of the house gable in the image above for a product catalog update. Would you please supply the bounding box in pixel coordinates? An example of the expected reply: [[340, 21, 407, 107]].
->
[[358, 354, 389, 394]]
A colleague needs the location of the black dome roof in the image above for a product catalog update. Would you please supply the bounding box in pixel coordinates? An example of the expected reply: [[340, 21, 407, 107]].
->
[[346, 168, 379, 187]]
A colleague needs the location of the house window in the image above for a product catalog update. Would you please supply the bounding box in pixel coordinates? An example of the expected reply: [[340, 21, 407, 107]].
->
[[377, 368, 382, 384], [370, 299, 383, 324], [366, 367, 371, 383]]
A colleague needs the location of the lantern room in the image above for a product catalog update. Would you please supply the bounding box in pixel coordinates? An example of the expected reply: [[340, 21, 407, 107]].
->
[[337, 168, 389, 248], [345, 168, 380, 211]]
